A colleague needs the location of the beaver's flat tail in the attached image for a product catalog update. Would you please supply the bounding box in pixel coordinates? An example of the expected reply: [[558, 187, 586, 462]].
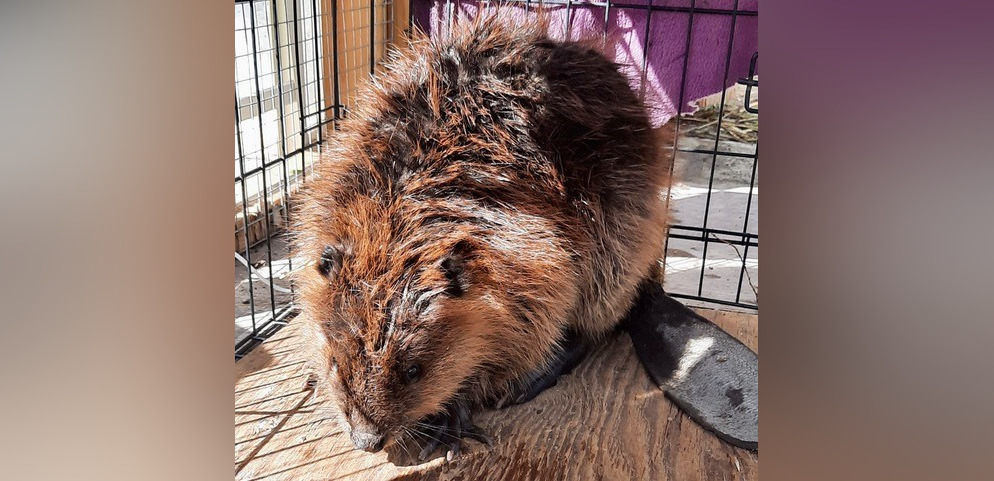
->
[[622, 280, 758, 451]]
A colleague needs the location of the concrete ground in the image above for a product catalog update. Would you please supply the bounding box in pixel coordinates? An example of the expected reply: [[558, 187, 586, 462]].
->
[[663, 135, 758, 311], [235, 235, 295, 346]]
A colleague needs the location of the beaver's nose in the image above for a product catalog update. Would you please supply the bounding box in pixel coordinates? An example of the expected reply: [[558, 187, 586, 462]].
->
[[350, 430, 385, 452]]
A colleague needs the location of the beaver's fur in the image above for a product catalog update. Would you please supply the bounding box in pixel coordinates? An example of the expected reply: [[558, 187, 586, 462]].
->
[[295, 13, 670, 455]]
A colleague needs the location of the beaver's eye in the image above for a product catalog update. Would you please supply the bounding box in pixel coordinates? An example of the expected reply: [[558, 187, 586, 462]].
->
[[318, 243, 346, 277], [403, 364, 422, 384]]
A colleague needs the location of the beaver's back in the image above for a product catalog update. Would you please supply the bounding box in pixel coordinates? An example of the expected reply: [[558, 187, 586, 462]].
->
[[359, 16, 666, 226], [299, 15, 669, 400], [385, 16, 671, 339]]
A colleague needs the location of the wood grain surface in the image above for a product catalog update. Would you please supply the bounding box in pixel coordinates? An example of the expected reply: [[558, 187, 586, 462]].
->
[[235, 308, 759, 481]]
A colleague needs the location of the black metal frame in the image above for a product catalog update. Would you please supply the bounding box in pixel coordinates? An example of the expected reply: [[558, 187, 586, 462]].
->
[[237, 0, 337, 359], [235, 0, 757, 358]]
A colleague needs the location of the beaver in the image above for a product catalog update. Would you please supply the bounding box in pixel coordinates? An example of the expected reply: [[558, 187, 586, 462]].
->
[[294, 13, 757, 460]]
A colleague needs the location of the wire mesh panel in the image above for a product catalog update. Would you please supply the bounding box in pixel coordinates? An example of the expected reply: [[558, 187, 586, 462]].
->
[[235, 0, 399, 358], [411, 0, 759, 310]]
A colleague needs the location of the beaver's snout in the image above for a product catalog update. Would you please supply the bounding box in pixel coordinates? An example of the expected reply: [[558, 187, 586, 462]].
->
[[348, 410, 386, 452], [350, 430, 385, 452]]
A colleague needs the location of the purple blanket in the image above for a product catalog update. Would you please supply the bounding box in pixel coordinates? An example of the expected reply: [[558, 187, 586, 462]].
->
[[412, 0, 758, 127]]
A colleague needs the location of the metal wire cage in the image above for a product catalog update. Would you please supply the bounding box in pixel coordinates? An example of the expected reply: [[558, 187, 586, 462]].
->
[[234, 0, 757, 358], [235, 0, 401, 358]]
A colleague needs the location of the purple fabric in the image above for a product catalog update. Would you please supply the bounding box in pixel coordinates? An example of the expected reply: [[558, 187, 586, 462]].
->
[[412, 1, 758, 127]]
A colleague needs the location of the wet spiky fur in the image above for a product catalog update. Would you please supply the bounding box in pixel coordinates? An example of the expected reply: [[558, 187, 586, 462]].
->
[[294, 13, 670, 443]]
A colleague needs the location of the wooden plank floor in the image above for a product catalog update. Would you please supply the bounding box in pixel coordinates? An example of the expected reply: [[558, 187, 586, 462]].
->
[[235, 308, 758, 481]]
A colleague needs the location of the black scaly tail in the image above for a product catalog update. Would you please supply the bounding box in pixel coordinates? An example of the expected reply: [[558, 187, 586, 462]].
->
[[622, 280, 759, 451]]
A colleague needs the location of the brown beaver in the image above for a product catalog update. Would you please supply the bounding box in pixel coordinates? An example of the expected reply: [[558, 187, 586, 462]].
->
[[294, 13, 756, 460]]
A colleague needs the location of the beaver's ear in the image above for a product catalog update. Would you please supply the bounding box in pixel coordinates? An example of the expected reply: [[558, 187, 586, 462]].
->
[[440, 240, 473, 297], [317, 241, 350, 277]]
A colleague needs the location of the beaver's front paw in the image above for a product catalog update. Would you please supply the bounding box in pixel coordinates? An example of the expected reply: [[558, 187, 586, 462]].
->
[[412, 401, 493, 462]]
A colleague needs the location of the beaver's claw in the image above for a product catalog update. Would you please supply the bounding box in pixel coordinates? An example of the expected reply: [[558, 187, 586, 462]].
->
[[414, 401, 493, 462]]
